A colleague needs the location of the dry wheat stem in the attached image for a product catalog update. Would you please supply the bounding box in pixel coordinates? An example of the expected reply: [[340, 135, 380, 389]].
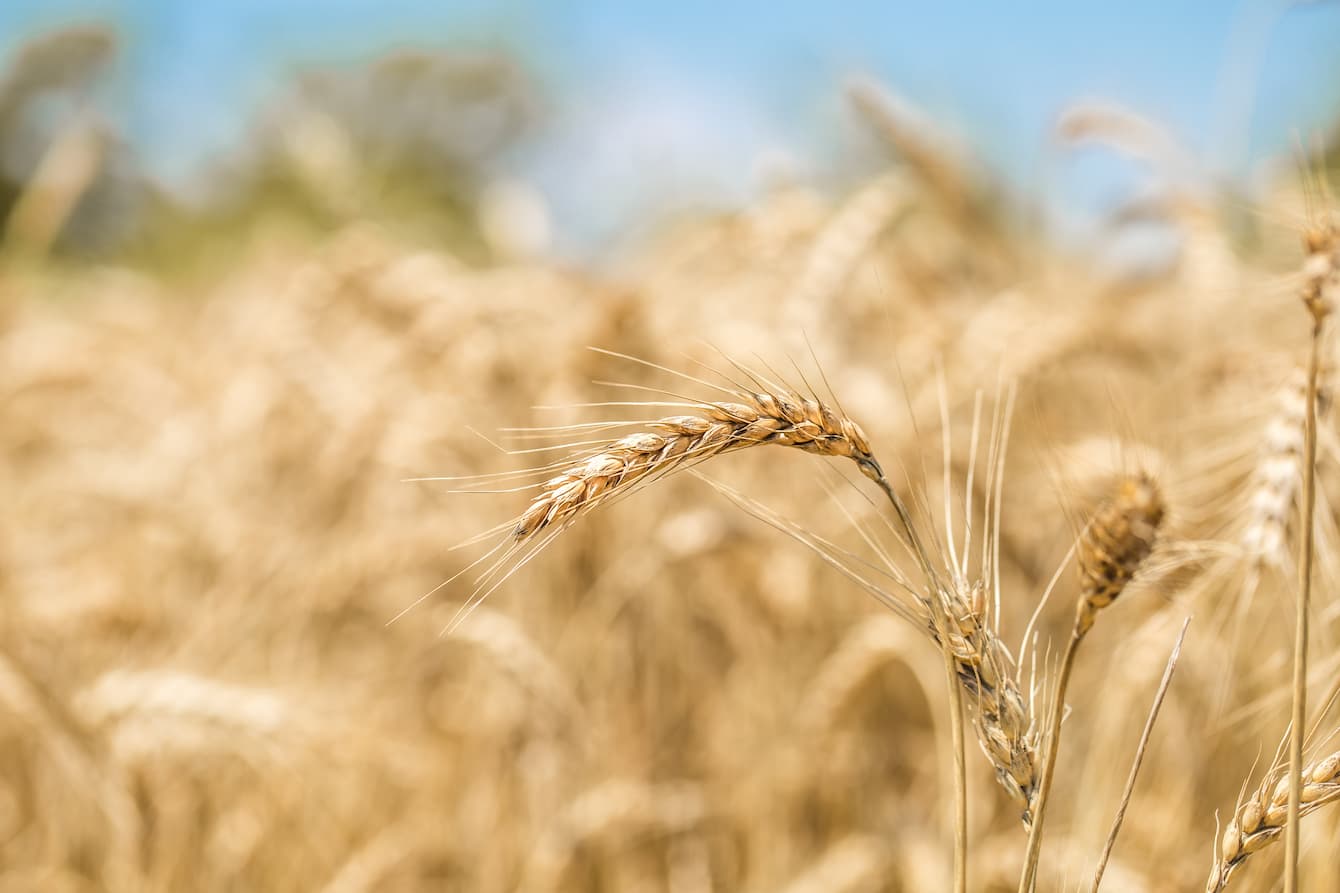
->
[[926, 588, 969, 893], [1019, 473, 1165, 893], [706, 428, 1040, 824], [1091, 616, 1190, 893], [1285, 224, 1334, 892], [1207, 746, 1340, 891]]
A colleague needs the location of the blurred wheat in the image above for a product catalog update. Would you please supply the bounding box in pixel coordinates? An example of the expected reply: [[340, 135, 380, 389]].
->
[[2, 25, 1340, 892]]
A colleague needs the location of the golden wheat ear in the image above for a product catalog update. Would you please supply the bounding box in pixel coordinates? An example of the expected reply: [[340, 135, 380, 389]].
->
[[1019, 471, 1166, 893], [425, 352, 885, 635], [1206, 747, 1340, 892], [510, 388, 883, 542], [1074, 471, 1166, 635]]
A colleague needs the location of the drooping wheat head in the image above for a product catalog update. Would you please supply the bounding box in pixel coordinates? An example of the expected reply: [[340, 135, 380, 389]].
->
[[513, 389, 883, 541]]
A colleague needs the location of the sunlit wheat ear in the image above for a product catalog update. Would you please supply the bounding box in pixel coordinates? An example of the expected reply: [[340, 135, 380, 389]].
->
[[846, 75, 978, 220], [1019, 471, 1165, 893], [1074, 471, 1166, 636], [511, 387, 884, 541], [705, 383, 1043, 825], [943, 582, 1040, 821], [427, 353, 885, 635], [1300, 214, 1339, 321], [1242, 368, 1328, 570], [1206, 747, 1340, 892]]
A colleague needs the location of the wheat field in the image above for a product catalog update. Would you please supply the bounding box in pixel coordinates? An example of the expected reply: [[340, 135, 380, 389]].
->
[[3, 25, 1340, 892]]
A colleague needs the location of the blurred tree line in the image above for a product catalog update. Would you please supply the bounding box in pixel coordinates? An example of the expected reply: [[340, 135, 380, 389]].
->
[[0, 21, 540, 269]]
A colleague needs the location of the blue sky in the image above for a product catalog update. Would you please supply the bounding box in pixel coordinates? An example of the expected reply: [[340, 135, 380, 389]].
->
[[3, 1, 1339, 253]]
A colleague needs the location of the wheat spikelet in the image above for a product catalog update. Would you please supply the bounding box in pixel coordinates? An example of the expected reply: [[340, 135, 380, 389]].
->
[[1243, 369, 1319, 568], [513, 389, 883, 541], [1075, 472, 1166, 636], [1053, 100, 1188, 174], [704, 390, 1042, 824], [938, 579, 1040, 820], [1206, 748, 1340, 891], [1020, 471, 1166, 891], [1300, 220, 1339, 322]]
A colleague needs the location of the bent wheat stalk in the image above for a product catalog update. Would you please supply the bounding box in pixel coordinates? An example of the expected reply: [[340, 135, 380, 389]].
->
[[514, 390, 883, 540], [425, 377, 890, 635]]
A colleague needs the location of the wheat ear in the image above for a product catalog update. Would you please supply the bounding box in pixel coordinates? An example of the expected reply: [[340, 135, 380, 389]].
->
[[514, 390, 883, 541], [1285, 220, 1335, 891], [1018, 472, 1165, 893], [1206, 747, 1340, 891], [707, 473, 1040, 826], [936, 580, 1039, 822], [1242, 368, 1317, 570]]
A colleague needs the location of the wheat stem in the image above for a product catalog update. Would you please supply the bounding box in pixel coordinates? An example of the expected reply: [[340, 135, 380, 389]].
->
[[928, 595, 969, 893], [1091, 617, 1190, 892], [871, 473, 967, 889], [1018, 629, 1081, 893], [1285, 292, 1327, 892], [1019, 473, 1164, 892]]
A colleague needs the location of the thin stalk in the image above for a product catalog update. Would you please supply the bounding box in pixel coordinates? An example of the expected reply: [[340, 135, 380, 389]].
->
[[876, 474, 965, 891], [1091, 617, 1190, 892], [1017, 629, 1083, 893], [1285, 308, 1325, 892], [928, 598, 969, 893]]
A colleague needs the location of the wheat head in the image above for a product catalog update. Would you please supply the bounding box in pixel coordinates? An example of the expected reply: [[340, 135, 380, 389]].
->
[[1075, 472, 1165, 636], [1207, 748, 1340, 891], [513, 390, 883, 540]]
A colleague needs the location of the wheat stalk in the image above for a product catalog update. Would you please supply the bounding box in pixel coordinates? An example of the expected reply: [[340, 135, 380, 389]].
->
[[704, 389, 1042, 828], [1284, 218, 1336, 891], [1019, 472, 1165, 892], [1206, 747, 1340, 891]]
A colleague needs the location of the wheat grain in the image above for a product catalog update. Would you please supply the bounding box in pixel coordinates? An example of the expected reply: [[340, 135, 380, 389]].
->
[[1243, 369, 1317, 568], [938, 579, 1041, 822], [1075, 472, 1166, 636], [1206, 747, 1340, 891], [513, 390, 883, 540]]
